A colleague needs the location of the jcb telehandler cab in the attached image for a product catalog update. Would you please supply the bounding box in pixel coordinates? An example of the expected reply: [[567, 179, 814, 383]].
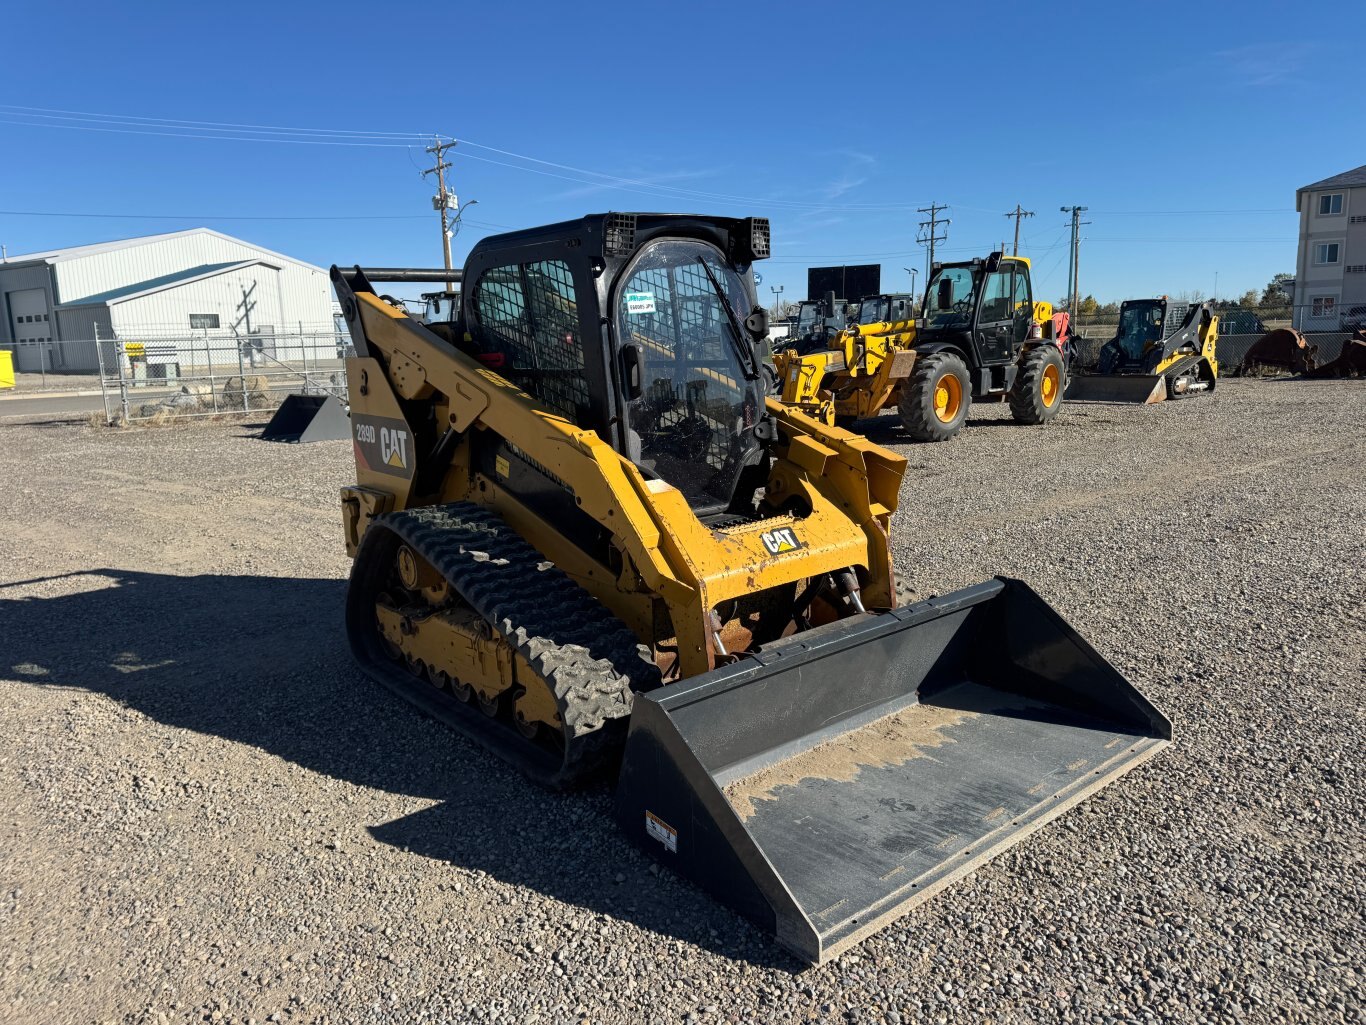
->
[[331, 214, 1168, 965]]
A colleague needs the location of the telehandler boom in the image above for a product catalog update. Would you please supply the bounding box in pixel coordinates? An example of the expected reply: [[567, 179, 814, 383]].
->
[[333, 213, 1169, 964]]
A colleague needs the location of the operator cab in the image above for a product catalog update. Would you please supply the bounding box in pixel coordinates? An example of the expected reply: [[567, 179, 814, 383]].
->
[[459, 213, 775, 519], [856, 293, 914, 326], [919, 253, 1035, 380]]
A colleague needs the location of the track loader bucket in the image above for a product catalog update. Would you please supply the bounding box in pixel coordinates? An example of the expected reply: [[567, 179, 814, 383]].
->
[[616, 578, 1170, 965], [1065, 373, 1168, 403]]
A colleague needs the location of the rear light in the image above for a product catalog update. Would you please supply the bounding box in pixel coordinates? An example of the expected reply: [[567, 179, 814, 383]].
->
[[477, 353, 506, 368]]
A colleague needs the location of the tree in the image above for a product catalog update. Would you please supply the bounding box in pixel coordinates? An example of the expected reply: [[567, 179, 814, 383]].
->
[[1077, 295, 1099, 317], [1260, 272, 1294, 307], [1238, 289, 1260, 309], [1097, 301, 1120, 317]]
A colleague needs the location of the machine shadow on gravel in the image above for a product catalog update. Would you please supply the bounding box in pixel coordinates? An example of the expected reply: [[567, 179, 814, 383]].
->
[[0, 568, 794, 967]]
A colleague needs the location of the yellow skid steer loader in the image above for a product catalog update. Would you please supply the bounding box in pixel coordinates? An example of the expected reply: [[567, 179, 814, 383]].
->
[[1068, 298, 1219, 403], [333, 213, 1170, 965]]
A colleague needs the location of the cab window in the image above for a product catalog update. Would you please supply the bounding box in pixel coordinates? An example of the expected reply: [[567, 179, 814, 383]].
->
[[472, 259, 589, 422]]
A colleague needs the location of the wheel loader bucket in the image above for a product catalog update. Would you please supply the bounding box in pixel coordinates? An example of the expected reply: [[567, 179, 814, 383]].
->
[[615, 578, 1170, 965], [1065, 373, 1168, 403]]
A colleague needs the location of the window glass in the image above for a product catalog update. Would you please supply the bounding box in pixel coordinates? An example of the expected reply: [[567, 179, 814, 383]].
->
[[473, 260, 589, 422], [615, 240, 756, 509], [1011, 266, 1031, 311], [189, 313, 220, 330], [978, 270, 1013, 323], [924, 267, 975, 328], [1318, 194, 1342, 215], [1315, 243, 1340, 264], [1311, 297, 1336, 317]]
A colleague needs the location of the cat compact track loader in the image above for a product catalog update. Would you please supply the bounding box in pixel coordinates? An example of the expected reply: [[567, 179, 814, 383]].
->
[[332, 213, 1170, 965], [1068, 298, 1219, 403], [774, 253, 1071, 442]]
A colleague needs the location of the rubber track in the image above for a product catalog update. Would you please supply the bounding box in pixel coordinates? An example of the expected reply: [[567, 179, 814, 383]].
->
[[350, 502, 660, 786]]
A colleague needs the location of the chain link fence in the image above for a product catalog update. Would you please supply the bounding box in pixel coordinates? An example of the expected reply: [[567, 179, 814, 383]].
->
[[1068, 304, 1357, 371], [96, 328, 353, 423], [0, 327, 353, 422]]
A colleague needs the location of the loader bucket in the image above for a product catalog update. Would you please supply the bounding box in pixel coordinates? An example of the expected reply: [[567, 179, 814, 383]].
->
[[615, 578, 1170, 965], [1065, 373, 1167, 403], [261, 393, 351, 443]]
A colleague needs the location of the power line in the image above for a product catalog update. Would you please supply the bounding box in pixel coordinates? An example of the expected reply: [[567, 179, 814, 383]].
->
[[0, 208, 514, 229]]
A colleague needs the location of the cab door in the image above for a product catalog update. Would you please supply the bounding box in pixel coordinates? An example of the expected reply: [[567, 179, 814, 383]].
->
[[974, 267, 1015, 364]]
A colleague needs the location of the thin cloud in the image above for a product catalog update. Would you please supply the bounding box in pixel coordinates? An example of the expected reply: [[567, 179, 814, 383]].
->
[[1215, 43, 1313, 86], [544, 167, 724, 202]]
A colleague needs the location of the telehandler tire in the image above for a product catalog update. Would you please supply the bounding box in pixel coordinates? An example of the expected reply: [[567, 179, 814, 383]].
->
[[898, 351, 971, 442], [1009, 345, 1066, 425]]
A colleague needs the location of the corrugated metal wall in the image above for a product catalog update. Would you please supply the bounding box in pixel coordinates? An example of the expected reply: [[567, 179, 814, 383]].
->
[[50, 232, 333, 331], [0, 263, 57, 344], [111, 269, 286, 338]]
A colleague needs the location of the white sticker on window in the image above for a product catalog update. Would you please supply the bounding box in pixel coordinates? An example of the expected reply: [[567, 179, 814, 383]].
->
[[625, 292, 657, 315]]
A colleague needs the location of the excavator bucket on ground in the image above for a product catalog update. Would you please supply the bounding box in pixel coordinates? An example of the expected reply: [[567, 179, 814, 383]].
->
[[616, 577, 1171, 966]]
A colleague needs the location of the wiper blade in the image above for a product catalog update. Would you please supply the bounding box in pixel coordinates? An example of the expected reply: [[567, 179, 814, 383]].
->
[[696, 256, 758, 379]]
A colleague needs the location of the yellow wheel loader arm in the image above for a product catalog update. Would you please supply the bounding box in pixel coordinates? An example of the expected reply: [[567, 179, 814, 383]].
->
[[331, 216, 1170, 966]]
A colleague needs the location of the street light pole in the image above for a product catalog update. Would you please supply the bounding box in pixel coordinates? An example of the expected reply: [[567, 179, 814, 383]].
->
[[771, 284, 784, 318]]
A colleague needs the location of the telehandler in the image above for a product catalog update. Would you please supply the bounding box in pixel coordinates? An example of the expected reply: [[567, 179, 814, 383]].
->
[[775, 253, 1070, 441], [1068, 297, 1219, 403], [332, 213, 1169, 965]]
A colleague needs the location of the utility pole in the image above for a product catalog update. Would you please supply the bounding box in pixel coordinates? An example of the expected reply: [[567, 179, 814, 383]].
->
[[422, 135, 459, 292], [770, 284, 784, 318], [1060, 206, 1089, 315], [1004, 205, 1034, 256], [916, 203, 950, 282]]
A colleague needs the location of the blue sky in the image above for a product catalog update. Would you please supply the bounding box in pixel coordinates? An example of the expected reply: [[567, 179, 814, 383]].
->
[[1, 0, 1362, 307]]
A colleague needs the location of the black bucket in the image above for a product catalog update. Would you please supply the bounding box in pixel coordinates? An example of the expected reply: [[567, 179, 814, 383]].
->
[[615, 578, 1171, 965], [261, 393, 351, 443]]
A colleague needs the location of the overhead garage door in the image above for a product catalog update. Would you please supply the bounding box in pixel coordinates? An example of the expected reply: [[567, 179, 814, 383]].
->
[[7, 288, 53, 371]]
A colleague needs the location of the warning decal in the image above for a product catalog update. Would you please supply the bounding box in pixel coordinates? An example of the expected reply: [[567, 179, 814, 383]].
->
[[645, 810, 678, 853]]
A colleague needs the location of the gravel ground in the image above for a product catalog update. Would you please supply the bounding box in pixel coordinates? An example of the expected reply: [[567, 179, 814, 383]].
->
[[1, 379, 1362, 1025]]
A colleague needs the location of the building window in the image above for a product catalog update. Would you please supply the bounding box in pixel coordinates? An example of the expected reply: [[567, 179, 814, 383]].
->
[[1318, 194, 1343, 216], [1347, 265, 1366, 274], [189, 313, 220, 329], [1311, 297, 1336, 317], [1314, 243, 1340, 265]]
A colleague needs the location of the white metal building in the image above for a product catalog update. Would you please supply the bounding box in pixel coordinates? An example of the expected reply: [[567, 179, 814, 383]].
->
[[0, 228, 335, 370]]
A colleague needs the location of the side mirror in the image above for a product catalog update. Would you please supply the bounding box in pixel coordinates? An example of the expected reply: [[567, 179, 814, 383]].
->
[[744, 306, 770, 339], [937, 278, 954, 310]]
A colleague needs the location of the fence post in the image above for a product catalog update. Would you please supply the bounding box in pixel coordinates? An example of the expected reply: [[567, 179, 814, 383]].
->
[[208, 334, 219, 413], [116, 339, 130, 423], [237, 337, 249, 412], [94, 326, 112, 424]]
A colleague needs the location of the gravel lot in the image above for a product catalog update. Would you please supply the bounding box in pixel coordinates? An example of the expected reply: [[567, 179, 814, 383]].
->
[[1, 378, 1362, 1025]]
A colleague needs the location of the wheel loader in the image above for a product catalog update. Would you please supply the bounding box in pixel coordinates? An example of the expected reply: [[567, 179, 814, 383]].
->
[[332, 213, 1170, 965], [1067, 297, 1218, 403], [774, 253, 1071, 441]]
